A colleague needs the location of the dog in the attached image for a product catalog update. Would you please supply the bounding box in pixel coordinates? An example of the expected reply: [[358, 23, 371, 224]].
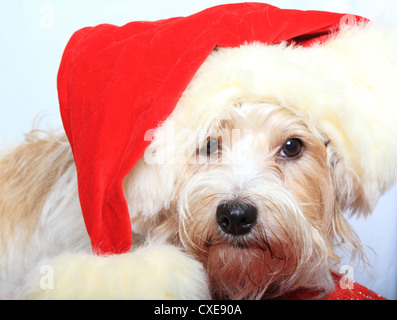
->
[[0, 100, 364, 299], [1, 11, 397, 300]]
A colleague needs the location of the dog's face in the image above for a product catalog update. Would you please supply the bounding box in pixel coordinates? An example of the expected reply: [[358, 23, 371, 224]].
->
[[124, 102, 359, 299]]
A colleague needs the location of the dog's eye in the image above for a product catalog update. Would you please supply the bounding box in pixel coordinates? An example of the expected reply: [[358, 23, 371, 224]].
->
[[206, 137, 221, 156], [281, 139, 303, 158]]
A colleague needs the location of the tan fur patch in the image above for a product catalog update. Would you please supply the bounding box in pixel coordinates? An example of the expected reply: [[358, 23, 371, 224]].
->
[[0, 130, 73, 250]]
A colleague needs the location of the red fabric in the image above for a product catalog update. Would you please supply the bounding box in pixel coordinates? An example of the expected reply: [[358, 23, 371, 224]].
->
[[323, 273, 387, 300], [280, 273, 387, 300], [58, 2, 367, 255]]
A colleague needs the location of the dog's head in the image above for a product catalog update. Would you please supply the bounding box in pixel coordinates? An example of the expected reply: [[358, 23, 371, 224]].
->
[[125, 101, 360, 299], [123, 31, 397, 299]]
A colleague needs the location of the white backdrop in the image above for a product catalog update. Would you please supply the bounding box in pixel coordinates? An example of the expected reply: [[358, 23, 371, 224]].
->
[[0, 0, 396, 299]]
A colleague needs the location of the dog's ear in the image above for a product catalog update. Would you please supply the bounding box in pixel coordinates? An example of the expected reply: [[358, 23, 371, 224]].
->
[[325, 143, 367, 264], [122, 116, 191, 234], [326, 143, 370, 217], [123, 156, 180, 235]]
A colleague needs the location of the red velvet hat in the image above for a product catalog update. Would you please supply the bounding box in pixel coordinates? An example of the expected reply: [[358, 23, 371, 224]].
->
[[57, 2, 366, 255]]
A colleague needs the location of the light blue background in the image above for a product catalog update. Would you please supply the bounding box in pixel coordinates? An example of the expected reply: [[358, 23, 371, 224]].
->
[[1, 0, 396, 299]]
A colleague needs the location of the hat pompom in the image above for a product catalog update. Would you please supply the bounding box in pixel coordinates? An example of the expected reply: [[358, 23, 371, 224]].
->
[[18, 244, 210, 299]]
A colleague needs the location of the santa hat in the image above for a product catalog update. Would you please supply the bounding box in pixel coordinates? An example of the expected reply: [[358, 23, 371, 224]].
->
[[58, 2, 397, 255]]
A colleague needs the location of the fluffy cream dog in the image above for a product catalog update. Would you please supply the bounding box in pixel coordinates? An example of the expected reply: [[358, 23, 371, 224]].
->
[[1, 21, 397, 300]]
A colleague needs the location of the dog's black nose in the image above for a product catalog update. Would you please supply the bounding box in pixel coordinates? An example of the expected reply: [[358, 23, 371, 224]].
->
[[216, 202, 258, 236]]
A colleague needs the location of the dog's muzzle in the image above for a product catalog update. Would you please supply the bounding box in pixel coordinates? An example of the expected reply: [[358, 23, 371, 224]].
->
[[216, 201, 258, 236]]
